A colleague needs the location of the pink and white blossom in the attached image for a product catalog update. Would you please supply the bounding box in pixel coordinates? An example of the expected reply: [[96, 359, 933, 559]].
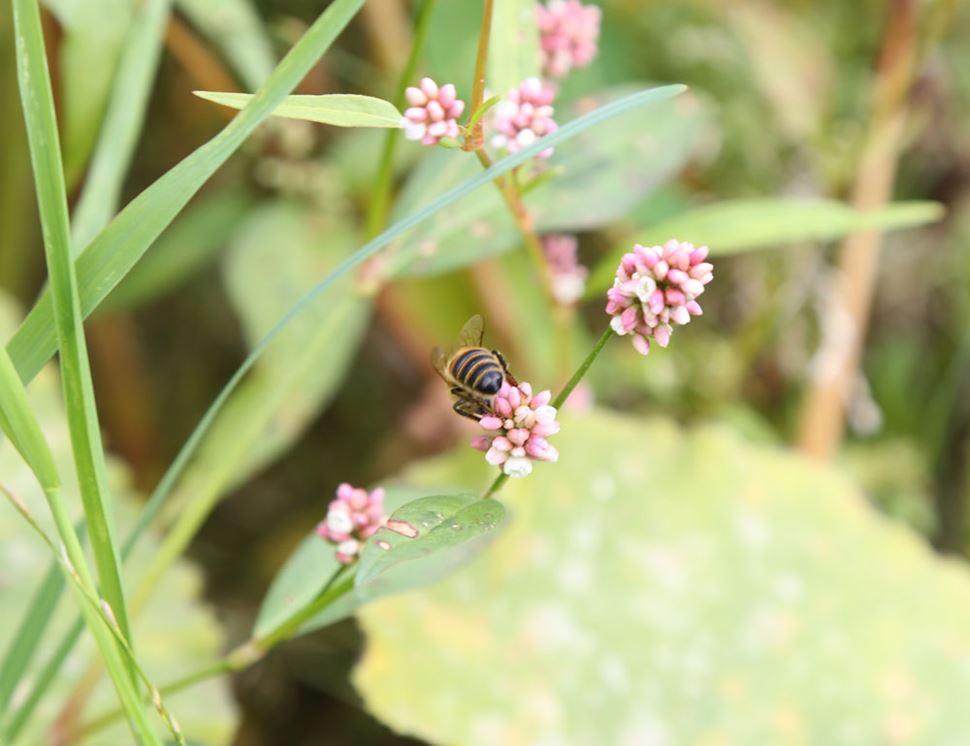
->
[[316, 483, 387, 564], [535, 0, 602, 79], [402, 78, 466, 146], [472, 381, 560, 478], [491, 78, 558, 158], [542, 234, 588, 305], [605, 239, 714, 355]]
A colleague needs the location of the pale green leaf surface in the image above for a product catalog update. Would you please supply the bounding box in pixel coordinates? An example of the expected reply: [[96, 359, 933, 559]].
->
[[588, 198, 945, 293], [488, 0, 541, 95], [176, 0, 276, 90], [0, 298, 236, 745], [356, 410, 970, 746], [194, 91, 404, 128]]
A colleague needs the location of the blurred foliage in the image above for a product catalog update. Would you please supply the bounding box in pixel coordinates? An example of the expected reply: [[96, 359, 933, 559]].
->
[[0, 293, 236, 744], [357, 410, 970, 746]]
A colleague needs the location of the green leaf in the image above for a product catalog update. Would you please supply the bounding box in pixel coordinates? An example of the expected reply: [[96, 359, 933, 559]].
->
[[488, 0, 541, 95], [355, 495, 507, 591], [0, 348, 60, 491], [69, 0, 171, 253], [100, 188, 254, 313], [386, 85, 707, 278], [588, 198, 946, 293], [194, 91, 404, 128], [253, 487, 425, 639], [297, 493, 505, 635], [176, 0, 275, 90], [253, 533, 342, 640], [5, 0, 368, 387], [355, 411, 970, 744]]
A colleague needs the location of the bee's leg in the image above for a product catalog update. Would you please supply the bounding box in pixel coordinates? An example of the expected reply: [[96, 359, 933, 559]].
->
[[493, 349, 517, 386], [452, 398, 483, 421]]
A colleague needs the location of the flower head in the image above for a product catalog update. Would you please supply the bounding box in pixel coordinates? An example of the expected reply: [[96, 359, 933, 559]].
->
[[542, 234, 588, 305], [472, 381, 560, 478], [491, 77, 558, 159], [316, 483, 387, 563], [536, 0, 602, 79], [606, 239, 714, 355], [402, 78, 466, 146]]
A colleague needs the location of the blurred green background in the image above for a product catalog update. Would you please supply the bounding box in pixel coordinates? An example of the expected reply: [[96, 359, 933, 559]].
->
[[2, 0, 969, 743]]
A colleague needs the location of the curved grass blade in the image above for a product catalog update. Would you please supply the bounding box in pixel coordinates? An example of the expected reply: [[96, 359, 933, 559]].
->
[[15, 84, 687, 720], [5, 0, 369, 386]]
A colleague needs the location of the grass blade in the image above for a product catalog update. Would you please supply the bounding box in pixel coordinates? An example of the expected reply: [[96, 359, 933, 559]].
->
[[70, 0, 172, 252], [5, 0, 368, 386], [12, 0, 131, 646], [13, 84, 687, 720]]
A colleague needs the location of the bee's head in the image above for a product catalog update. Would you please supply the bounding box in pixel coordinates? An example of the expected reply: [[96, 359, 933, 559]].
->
[[479, 370, 504, 395]]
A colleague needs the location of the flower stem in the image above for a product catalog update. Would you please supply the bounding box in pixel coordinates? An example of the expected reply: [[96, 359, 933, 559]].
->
[[467, 0, 495, 149], [363, 0, 438, 239], [483, 327, 614, 498]]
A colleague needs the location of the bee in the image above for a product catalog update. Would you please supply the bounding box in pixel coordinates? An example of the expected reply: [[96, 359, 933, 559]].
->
[[432, 315, 517, 420]]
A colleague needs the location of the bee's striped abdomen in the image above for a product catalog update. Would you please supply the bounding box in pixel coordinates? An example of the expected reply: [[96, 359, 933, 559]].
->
[[450, 347, 504, 395]]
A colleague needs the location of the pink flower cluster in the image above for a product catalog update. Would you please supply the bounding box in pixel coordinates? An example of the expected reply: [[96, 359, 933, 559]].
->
[[492, 78, 558, 158], [606, 240, 714, 355], [535, 0, 602, 79], [316, 483, 387, 564], [472, 382, 560, 478], [402, 78, 465, 146], [542, 234, 588, 305]]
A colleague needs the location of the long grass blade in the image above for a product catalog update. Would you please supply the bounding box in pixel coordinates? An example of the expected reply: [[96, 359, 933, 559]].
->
[[11, 84, 687, 724], [12, 0, 132, 647], [5, 0, 368, 386]]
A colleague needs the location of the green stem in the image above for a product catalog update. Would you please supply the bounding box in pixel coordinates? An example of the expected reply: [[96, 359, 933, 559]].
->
[[364, 0, 437, 239], [482, 328, 614, 499], [467, 0, 495, 149]]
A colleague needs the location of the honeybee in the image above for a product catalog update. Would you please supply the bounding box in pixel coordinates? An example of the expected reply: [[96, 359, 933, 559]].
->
[[432, 315, 517, 420]]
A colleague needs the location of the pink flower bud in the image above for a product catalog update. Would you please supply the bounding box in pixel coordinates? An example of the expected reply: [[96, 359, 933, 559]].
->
[[403, 77, 465, 146]]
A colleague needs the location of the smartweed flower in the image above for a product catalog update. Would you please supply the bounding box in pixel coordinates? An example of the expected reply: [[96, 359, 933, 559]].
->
[[472, 382, 560, 478], [402, 78, 466, 146], [542, 234, 588, 305], [316, 483, 387, 564], [606, 240, 714, 355], [535, 0, 602, 79], [491, 78, 558, 158]]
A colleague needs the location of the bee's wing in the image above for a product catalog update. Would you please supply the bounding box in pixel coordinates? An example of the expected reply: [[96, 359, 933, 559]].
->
[[431, 346, 450, 381], [457, 314, 485, 348]]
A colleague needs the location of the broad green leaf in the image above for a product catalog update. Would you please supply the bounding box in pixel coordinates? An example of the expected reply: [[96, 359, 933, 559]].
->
[[176, 0, 275, 90], [356, 411, 970, 745], [488, 0, 541, 95], [253, 533, 342, 640], [253, 487, 426, 639], [100, 188, 254, 313], [194, 91, 404, 128], [356, 494, 507, 591], [0, 296, 236, 744], [588, 198, 946, 293], [70, 0, 171, 253], [5, 0, 368, 387], [386, 85, 708, 278], [297, 492, 506, 634]]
